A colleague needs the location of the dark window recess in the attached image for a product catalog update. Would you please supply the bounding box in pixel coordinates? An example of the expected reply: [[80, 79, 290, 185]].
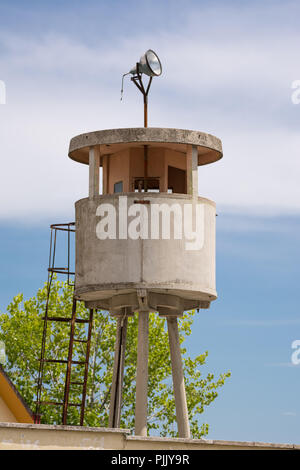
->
[[168, 166, 186, 194], [114, 181, 123, 193], [133, 177, 160, 192]]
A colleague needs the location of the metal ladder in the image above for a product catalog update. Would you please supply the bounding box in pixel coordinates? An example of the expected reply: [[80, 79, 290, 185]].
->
[[35, 223, 94, 426]]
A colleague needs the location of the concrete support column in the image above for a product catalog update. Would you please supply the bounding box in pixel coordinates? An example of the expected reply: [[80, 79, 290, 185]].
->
[[167, 316, 191, 439], [102, 154, 109, 195], [109, 316, 128, 428], [135, 311, 149, 436], [186, 144, 198, 198], [191, 144, 198, 199], [89, 146, 100, 198]]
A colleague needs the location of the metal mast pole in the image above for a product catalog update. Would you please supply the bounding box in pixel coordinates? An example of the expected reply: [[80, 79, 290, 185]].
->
[[131, 67, 152, 192]]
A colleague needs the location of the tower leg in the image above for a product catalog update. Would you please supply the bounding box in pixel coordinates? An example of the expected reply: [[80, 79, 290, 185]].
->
[[167, 316, 191, 439], [109, 316, 128, 428], [135, 310, 149, 436]]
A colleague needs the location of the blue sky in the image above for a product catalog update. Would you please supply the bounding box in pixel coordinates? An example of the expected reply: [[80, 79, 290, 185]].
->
[[0, 0, 300, 444]]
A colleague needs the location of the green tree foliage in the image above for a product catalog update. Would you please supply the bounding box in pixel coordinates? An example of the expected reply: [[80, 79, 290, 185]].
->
[[0, 279, 230, 438]]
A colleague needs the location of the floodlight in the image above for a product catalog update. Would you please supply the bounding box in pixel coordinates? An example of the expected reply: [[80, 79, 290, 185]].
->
[[130, 49, 162, 77], [121, 49, 162, 128]]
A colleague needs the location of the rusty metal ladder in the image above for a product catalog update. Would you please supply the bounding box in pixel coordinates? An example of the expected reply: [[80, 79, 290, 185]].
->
[[35, 223, 94, 426]]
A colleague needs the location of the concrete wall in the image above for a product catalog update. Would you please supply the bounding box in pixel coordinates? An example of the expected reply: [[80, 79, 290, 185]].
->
[[0, 423, 298, 451], [74, 193, 217, 312]]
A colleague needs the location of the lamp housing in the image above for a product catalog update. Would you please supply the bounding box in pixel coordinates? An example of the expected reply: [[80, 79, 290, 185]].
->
[[130, 49, 162, 77]]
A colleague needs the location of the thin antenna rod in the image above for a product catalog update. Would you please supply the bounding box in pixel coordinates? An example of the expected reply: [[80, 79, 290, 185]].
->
[[120, 73, 130, 101]]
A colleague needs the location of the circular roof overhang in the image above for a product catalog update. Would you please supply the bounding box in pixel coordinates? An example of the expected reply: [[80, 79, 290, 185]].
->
[[68, 128, 223, 166]]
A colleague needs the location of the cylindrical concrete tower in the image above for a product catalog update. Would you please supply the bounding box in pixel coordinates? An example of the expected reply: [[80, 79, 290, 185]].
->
[[68, 126, 223, 437]]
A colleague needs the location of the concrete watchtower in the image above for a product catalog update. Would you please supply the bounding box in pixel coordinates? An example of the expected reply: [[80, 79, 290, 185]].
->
[[68, 125, 222, 437]]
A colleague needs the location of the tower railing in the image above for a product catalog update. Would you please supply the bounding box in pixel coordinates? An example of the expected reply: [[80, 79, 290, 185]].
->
[[47, 222, 76, 285]]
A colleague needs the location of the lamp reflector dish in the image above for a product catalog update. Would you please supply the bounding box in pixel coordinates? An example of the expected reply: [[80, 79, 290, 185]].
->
[[145, 50, 162, 76], [130, 49, 162, 77]]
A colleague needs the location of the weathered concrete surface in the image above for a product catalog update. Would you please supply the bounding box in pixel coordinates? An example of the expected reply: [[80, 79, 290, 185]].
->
[[0, 423, 298, 450], [125, 435, 300, 451], [89, 146, 100, 198], [135, 311, 149, 437], [0, 422, 130, 450], [167, 317, 190, 439], [75, 193, 217, 313], [68, 128, 223, 166]]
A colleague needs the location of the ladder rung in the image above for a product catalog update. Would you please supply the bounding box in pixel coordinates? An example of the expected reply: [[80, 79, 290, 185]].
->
[[39, 359, 87, 365], [42, 317, 90, 323], [39, 359, 67, 364], [74, 339, 88, 343], [40, 401, 63, 406], [40, 401, 82, 408]]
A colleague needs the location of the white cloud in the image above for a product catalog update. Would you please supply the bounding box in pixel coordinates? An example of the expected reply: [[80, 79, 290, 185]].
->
[[0, 1, 300, 220]]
